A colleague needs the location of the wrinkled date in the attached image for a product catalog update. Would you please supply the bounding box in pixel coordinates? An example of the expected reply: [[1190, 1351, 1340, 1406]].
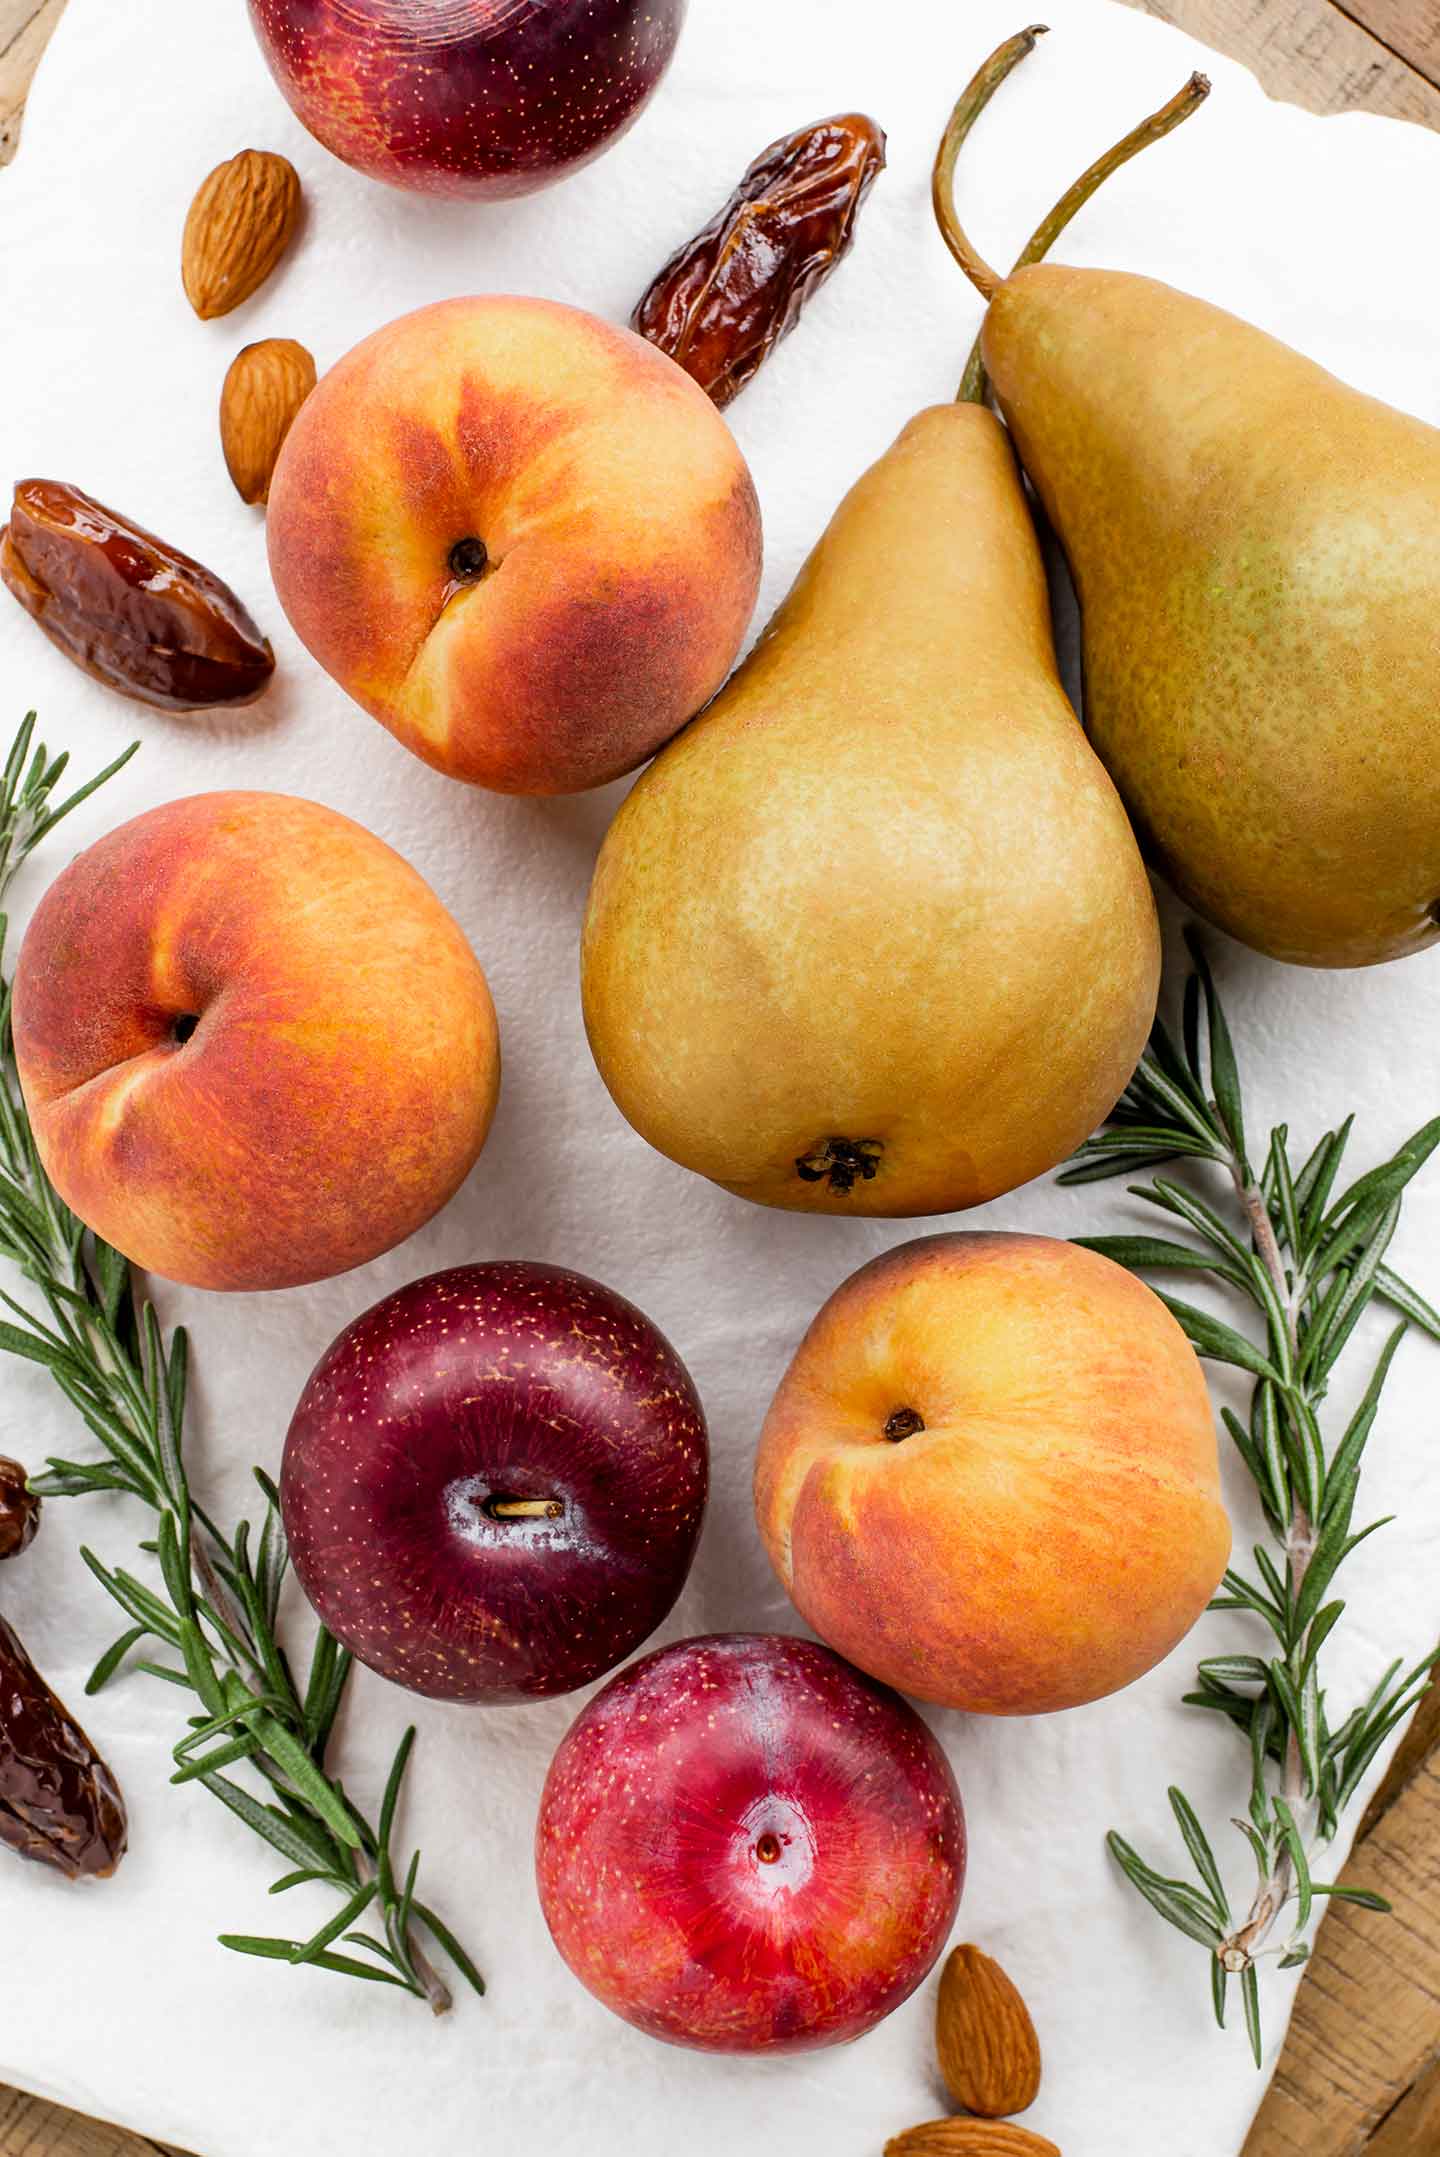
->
[[633, 113, 886, 407], [0, 478, 275, 711], [0, 1612, 127, 1879], [0, 1458, 40, 1562]]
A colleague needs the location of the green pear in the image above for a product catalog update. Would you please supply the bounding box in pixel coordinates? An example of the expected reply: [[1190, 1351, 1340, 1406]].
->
[[979, 268, 1440, 968], [580, 403, 1160, 1215]]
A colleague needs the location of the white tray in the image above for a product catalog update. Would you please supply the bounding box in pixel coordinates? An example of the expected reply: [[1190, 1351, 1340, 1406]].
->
[[4, 3, 1440, 2152]]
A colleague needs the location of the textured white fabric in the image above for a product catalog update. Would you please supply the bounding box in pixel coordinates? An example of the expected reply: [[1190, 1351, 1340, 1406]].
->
[[2, 3, 1439, 2151]]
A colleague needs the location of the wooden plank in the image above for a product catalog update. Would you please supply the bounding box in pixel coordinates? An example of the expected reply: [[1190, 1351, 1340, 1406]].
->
[[1331, 2, 1440, 89], [1125, 0, 1440, 124], [1366, 2054, 1440, 2156], [1244, 1744, 1440, 2154], [0, 2086, 176, 2157], [0, 0, 65, 165]]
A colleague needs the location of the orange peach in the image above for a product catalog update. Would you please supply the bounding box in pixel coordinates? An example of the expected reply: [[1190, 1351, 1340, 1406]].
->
[[754, 1233, 1230, 1716], [13, 792, 499, 1293], [266, 296, 763, 795]]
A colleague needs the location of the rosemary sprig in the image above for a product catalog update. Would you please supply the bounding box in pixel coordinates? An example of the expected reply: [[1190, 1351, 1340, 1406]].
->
[[0, 712, 482, 2013], [1064, 928, 1439, 2063]]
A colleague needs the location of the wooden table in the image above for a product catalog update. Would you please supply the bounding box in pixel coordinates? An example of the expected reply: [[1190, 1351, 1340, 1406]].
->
[[3, 1, 1440, 2151]]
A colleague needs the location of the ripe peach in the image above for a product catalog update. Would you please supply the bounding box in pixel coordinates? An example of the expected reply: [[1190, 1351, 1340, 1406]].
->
[[755, 1233, 1231, 1715], [266, 297, 762, 795], [13, 792, 498, 1293]]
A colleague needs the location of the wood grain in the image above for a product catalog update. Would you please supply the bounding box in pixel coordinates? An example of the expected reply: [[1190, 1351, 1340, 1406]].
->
[[1331, 1, 1440, 88], [1128, 0, 1440, 124], [0, 0, 64, 164], [1366, 2056, 1440, 2156], [0, 2087, 175, 2157], [1, 2, 1440, 2155], [1244, 1748, 1440, 2154]]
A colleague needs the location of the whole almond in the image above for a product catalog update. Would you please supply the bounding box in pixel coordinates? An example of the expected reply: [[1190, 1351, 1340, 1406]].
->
[[182, 150, 302, 320], [885, 2124, 1059, 2157], [220, 338, 317, 505], [936, 1944, 1042, 2118]]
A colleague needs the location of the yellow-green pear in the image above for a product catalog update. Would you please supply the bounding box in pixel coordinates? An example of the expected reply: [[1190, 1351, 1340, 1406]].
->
[[978, 271, 1440, 967], [580, 403, 1160, 1216], [934, 32, 1440, 968]]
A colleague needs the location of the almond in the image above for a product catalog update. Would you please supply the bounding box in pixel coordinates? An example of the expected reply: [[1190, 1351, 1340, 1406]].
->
[[220, 338, 317, 505], [182, 149, 302, 321], [885, 2124, 1059, 2157], [936, 1943, 1042, 2118]]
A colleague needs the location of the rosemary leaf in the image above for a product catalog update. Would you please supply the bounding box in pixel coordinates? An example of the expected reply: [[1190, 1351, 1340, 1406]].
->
[[1074, 1233, 1241, 1277], [1169, 1787, 1232, 1924], [219, 1937, 409, 1987], [290, 1880, 379, 1967], [1240, 1966, 1263, 2069], [1273, 1797, 1314, 1931], [1309, 1884, 1392, 1913], [1374, 1263, 1440, 1342], [1211, 1955, 1229, 2030], [1154, 1295, 1284, 1382], [1106, 1833, 1224, 1946], [84, 1626, 148, 1697], [1087, 939, 1438, 2060]]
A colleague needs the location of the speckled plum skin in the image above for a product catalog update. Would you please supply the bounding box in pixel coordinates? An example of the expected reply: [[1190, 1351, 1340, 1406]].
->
[[248, 0, 687, 202], [281, 1262, 707, 1703], [535, 1633, 965, 2052]]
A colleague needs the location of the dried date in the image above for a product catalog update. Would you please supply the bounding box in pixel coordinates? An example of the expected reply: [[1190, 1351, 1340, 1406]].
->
[[633, 113, 886, 407], [0, 1611, 127, 1879], [0, 478, 275, 711], [0, 1458, 40, 1562]]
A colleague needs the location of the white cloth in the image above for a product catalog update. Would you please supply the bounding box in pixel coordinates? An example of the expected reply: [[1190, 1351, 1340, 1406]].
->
[[2, 3, 1439, 2152]]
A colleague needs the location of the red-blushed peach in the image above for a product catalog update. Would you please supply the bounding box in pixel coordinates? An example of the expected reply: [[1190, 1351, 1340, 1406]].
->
[[266, 296, 762, 795], [754, 1233, 1231, 1716], [535, 1633, 965, 2052], [12, 792, 499, 1293]]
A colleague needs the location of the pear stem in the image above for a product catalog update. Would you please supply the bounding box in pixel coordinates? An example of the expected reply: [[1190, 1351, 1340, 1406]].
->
[[941, 64, 1212, 405], [931, 25, 1050, 308]]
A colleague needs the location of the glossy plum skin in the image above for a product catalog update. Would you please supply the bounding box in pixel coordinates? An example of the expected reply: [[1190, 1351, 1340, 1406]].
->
[[248, 0, 688, 201], [536, 1634, 965, 2052], [280, 1262, 707, 1703]]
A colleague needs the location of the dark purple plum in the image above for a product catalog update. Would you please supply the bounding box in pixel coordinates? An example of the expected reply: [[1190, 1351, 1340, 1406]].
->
[[280, 1261, 707, 1703], [247, 0, 688, 201]]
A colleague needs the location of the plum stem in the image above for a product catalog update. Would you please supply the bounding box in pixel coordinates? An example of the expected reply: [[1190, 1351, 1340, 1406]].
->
[[485, 1496, 564, 1521]]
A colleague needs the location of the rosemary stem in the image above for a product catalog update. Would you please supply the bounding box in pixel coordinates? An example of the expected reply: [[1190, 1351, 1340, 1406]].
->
[[410, 1923, 453, 2015], [355, 1848, 454, 2016], [1224, 1158, 1314, 1967]]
